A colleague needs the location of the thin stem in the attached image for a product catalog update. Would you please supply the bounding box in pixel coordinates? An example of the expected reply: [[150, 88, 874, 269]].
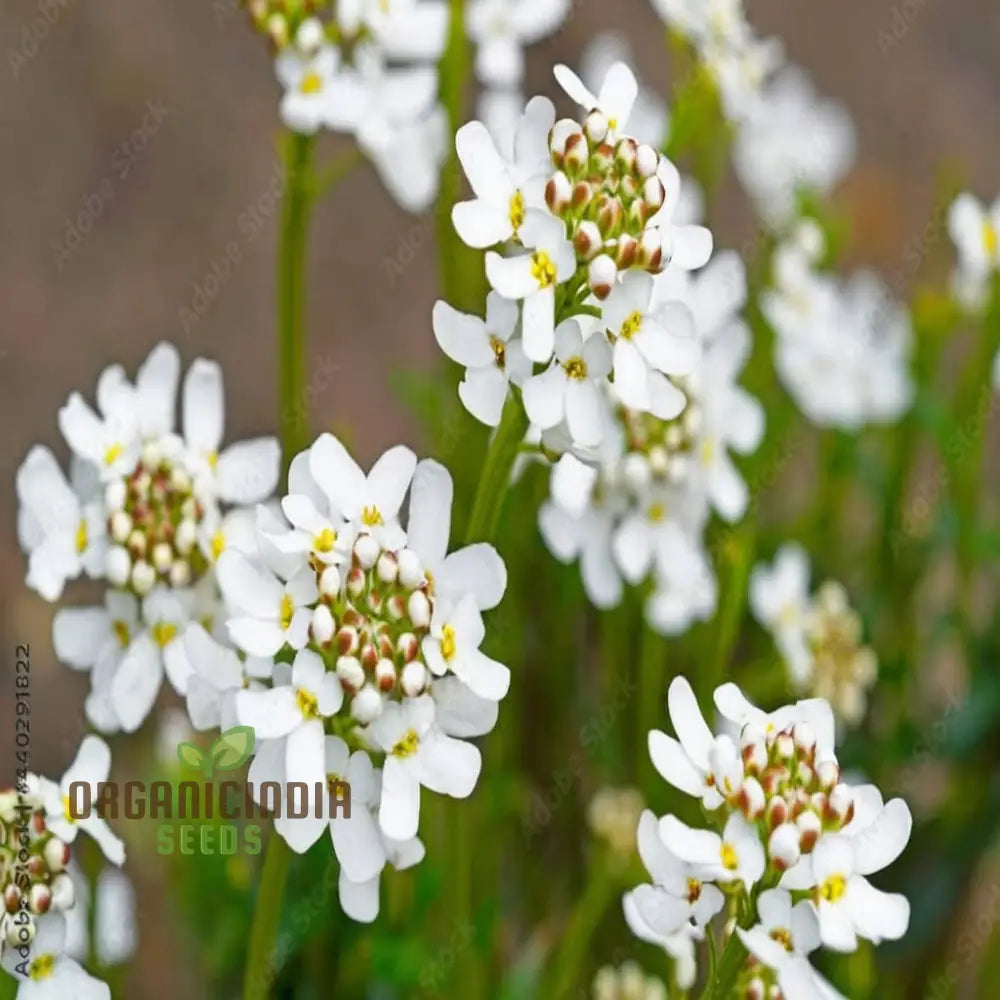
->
[[278, 131, 316, 468], [637, 621, 667, 777], [698, 928, 748, 1000], [463, 394, 531, 545], [242, 832, 293, 1000]]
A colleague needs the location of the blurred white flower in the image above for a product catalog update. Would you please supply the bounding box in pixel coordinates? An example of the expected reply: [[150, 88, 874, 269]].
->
[[467, 0, 569, 88], [948, 191, 1000, 311]]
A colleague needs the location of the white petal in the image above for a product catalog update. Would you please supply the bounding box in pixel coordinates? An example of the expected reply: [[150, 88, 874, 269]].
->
[[648, 731, 704, 797], [135, 342, 179, 438], [416, 731, 481, 798], [338, 870, 380, 924], [368, 446, 417, 521], [53, 608, 110, 670], [437, 543, 507, 609], [459, 365, 509, 427], [309, 433, 366, 519], [182, 358, 225, 454], [379, 757, 421, 841], [407, 459, 453, 568], [235, 687, 301, 739], [851, 798, 912, 876], [658, 814, 719, 867], [668, 676, 713, 769], [109, 634, 164, 733], [432, 301, 494, 367], [216, 439, 281, 504]]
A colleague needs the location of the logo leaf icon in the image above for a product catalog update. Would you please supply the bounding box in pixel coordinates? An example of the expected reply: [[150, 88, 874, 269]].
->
[[177, 742, 207, 772], [210, 726, 256, 772]]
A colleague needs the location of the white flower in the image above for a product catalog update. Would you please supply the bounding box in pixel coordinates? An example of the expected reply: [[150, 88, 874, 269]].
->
[[659, 813, 766, 891], [522, 320, 613, 447], [16, 448, 105, 601], [422, 594, 510, 700], [645, 529, 717, 635], [433, 293, 531, 427], [476, 87, 524, 160], [733, 65, 855, 229], [309, 434, 416, 548], [948, 191, 1000, 279], [36, 736, 125, 866], [553, 60, 638, 141], [369, 695, 481, 840], [486, 213, 576, 363], [466, 0, 569, 87], [453, 96, 554, 249], [64, 865, 137, 968], [1, 914, 110, 1000], [750, 544, 812, 682], [276, 28, 341, 135], [602, 272, 699, 415]]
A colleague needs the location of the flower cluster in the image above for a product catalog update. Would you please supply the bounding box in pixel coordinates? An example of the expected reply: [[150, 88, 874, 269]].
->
[[1, 738, 124, 1000], [248, 2, 449, 211], [17, 343, 279, 734], [751, 546, 878, 726], [592, 961, 668, 1000], [205, 434, 508, 921], [625, 678, 911, 997], [762, 230, 914, 429]]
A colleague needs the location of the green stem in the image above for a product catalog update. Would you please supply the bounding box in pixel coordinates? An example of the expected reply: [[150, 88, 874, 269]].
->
[[278, 131, 316, 469], [698, 930, 748, 1000], [242, 832, 293, 1000], [463, 395, 531, 545], [637, 621, 667, 777]]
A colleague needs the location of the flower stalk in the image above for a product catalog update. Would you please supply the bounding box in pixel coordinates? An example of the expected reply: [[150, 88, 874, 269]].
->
[[242, 832, 293, 1000]]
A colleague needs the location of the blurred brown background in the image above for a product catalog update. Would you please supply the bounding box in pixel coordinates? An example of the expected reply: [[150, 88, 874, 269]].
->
[[1, 0, 999, 995]]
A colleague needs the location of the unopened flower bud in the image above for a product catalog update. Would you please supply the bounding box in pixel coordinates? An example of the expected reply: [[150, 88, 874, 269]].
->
[[588, 254, 617, 299], [336, 626, 359, 656], [545, 171, 572, 214], [614, 137, 638, 173], [396, 549, 424, 589], [267, 12, 288, 47], [375, 658, 396, 691], [571, 180, 594, 211], [828, 783, 853, 823], [319, 564, 341, 597], [3, 885, 20, 914], [131, 560, 155, 596], [346, 566, 366, 598], [621, 453, 651, 493], [746, 978, 766, 1000], [564, 131, 589, 172], [169, 560, 191, 588], [816, 759, 839, 790], [28, 884, 51, 915], [407, 591, 431, 629], [573, 220, 602, 260], [127, 529, 147, 557], [336, 656, 364, 692], [596, 194, 624, 236], [5, 915, 33, 948], [401, 660, 428, 697], [386, 594, 406, 620], [376, 552, 398, 584], [638, 227, 663, 270], [43, 837, 70, 874], [584, 109, 609, 143], [110, 511, 132, 544], [351, 684, 382, 723], [615, 235, 639, 270], [766, 795, 788, 830], [549, 119, 581, 159], [642, 175, 665, 211], [768, 823, 801, 870], [775, 732, 795, 761], [175, 519, 197, 555], [354, 534, 380, 569], [793, 721, 816, 755], [152, 542, 173, 573], [796, 809, 822, 853], [396, 632, 419, 663], [360, 642, 378, 671], [141, 440, 162, 469], [635, 144, 659, 178], [296, 16, 324, 53], [311, 605, 334, 645], [739, 777, 766, 819], [105, 480, 127, 512]]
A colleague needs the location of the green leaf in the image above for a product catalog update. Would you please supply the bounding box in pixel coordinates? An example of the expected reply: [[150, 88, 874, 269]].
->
[[210, 726, 256, 772], [177, 742, 207, 771]]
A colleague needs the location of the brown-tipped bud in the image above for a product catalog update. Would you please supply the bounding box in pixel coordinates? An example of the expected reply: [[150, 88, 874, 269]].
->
[[564, 131, 589, 173], [360, 643, 378, 671], [31, 811, 45, 835], [386, 594, 407, 621], [26, 855, 46, 879], [4, 884, 20, 914], [615, 235, 638, 270], [375, 658, 396, 692], [590, 142, 615, 175], [588, 254, 617, 300], [811, 792, 829, 820], [742, 738, 768, 774], [796, 761, 814, 788], [614, 137, 638, 173], [816, 759, 840, 791], [796, 809, 822, 853], [768, 823, 801, 872], [746, 978, 766, 1000], [635, 143, 659, 178], [828, 783, 853, 824], [43, 837, 70, 874], [367, 589, 384, 615], [375, 551, 398, 584], [642, 175, 665, 212], [739, 777, 766, 820], [626, 196, 648, 233], [378, 633, 395, 660], [336, 655, 365, 693], [550, 119, 582, 161], [346, 566, 365, 598], [396, 632, 419, 663], [545, 171, 572, 214], [337, 626, 359, 656], [596, 194, 624, 237], [573, 221, 602, 260], [571, 180, 594, 211], [761, 765, 789, 796], [766, 795, 788, 830], [619, 173, 640, 201], [28, 884, 51, 916]]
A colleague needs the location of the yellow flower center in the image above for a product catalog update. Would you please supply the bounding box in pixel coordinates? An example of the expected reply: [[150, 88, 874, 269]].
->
[[151, 622, 177, 648], [983, 220, 998, 257], [620, 310, 643, 340], [686, 878, 702, 903], [296, 687, 319, 719], [648, 502, 665, 522], [563, 357, 588, 380], [300, 71, 323, 95], [700, 438, 715, 466], [490, 334, 507, 370], [608, 116, 618, 131], [509, 191, 525, 230], [819, 873, 847, 903], [104, 443, 124, 466], [530, 250, 557, 288], [440, 624, 457, 660], [362, 505, 384, 527], [75, 518, 88, 554], [62, 795, 76, 824], [720, 842, 739, 871], [313, 527, 337, 553], [280, 594, 295, 630], [113, 620, 131, 646], [207, 451, 219, 469], [392, 729, 420, 758], [211, 531, 226, 561], [29, 954, 55, 981], [770, 927, 794, 952]]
